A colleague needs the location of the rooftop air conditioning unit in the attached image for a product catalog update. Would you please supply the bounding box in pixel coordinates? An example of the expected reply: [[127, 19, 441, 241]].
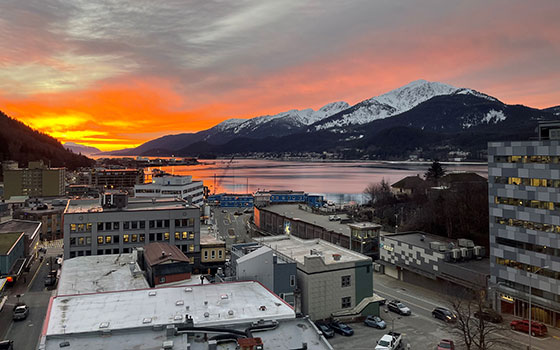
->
[[451, 249, 461, 260], [458, 238, 474, 248]]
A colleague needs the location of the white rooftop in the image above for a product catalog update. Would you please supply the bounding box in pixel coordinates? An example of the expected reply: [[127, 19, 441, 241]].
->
[[57, 252, 149, 295], [257, 235, 371, 266], [65, 197, 196, 214], [46, 281, 294, 336]]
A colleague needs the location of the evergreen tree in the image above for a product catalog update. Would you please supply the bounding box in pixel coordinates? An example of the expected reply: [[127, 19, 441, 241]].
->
[[424, 160, 446, 182]]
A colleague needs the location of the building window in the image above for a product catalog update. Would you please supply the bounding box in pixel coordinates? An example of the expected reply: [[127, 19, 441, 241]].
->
[[342, 275, 351, 287], [164, 232, 170, 241], [70, 237, 76, 246], [218, 250, 223, 259], [132, 234, 138, 242], [97, 249, 103, 255], [290, 275, 296, 287], [113, 235, 120, 243], [78, 237, 85, 245], [97, 236, 103, 244], [189, 232, 195, 239], [189, 245, 194, 252], [211, 250, 216, 259], [105, 236, 112, 244], [139, 234, 145, 242], [204, 250, 209, 260], [124, 221, 130, 229], [139, 221, 145, 229], [131, 221, 138, 229], [149, 233, 155, 242], [342, 297, 351, 308], [182, 231, 188, 239], [86, 237, 91, 245], [123, 234, 129, 243], [105, 222, 112, 231], [97, 223, 103, 231], [164, 220, 170, 228], [157, 232, 162, 241], [175, 232, 180, 240], [159, 277, 166, 283]]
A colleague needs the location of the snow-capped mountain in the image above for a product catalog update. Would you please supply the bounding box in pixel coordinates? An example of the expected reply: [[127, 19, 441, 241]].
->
[[312, 79, 492, 130], [64, 142, 101, 156]]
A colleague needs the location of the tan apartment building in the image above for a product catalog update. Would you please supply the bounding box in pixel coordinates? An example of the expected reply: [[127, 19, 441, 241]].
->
[[3, 161, 65, 199]]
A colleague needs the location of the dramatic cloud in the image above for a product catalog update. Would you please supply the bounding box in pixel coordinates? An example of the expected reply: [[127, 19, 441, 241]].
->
[[0, 0, 559, 150]]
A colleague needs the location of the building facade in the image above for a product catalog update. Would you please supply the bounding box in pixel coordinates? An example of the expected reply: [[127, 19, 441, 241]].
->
[[3, 161, 65, 199], [199, 233, 226, 274], [87, 168, 144, 189], [488, 121, 560, 327], [134, 175, 203, 205], [63, 193, 201, 264], [143, 242, 191, 286], [14, 204, 65, 241]]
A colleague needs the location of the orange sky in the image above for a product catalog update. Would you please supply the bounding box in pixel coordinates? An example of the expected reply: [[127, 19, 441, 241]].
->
[[1, 1, 559, 151]]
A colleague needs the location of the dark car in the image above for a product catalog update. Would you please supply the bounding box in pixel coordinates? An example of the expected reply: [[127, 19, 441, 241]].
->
[[364, 315, 386, 329], [387, 300, 411, 316], [329, 321, 354, 336], [474, 310, 503, 323], [0, 340, 14, 350], [432, 307, 457, 323], [437, 339, 455, 350], [315, 323, 335, 338]]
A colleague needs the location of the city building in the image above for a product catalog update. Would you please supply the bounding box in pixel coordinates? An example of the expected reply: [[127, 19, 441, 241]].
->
[[142, 242, 192, 287], [63, 192, 201, 264], [488, 121, 560, 327], [256, 235, 374, 320], [390, 175, 426, 196], [13, 201, 66, 240], [254, 203, 381, 258], [67, 184, 100, 198], [0, 232, 25, 276], [84, 168, 144, 189], [379, 232, 489, 294], [254, 190, 324, 208], [38, 281, 333, 350], [56, 251, 149, 295], [3, 160, 65, 199], [0, 219, 41, 267], [231, 242, 297, 307], [199, 232, 226, 274], [207, 193, 254, 207], [134, 174, 204, 205]]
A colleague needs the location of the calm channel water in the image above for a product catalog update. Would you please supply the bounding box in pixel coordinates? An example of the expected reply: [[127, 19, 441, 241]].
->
[[149, 159, 487, 204]]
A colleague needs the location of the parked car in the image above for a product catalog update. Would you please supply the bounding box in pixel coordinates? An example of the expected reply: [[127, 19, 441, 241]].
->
[[315, 323, 335, 338], [375, 331, 402, 350], [329, 321, 354, 336], [510, 319, 548, 337], [0, 340, 14, 350], [387, 300, 411, 316], [432, 307, 457, 323], [12, 304, 29, 321], [364, 315, 387, 329], [437, 339, 455, 350], [474, 309, 503, 323]]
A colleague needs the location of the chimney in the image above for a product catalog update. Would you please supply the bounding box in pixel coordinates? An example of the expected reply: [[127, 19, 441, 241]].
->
[[332, 253, 341, 261]]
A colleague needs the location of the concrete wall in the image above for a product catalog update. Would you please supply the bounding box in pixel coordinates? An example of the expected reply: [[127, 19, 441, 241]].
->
[[236, 248, 274, 291], [0, 234, 25, 274]]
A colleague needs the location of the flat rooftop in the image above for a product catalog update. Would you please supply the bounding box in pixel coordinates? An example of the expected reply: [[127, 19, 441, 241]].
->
[[262, 204, 351, 237], [382, 231, 458, 251], [257, 235, 371, 265], [43, 317, 332, 350], [57, 252, 149, 295], [46, 281, 294, 336], [0, 219, 41, 239], [199, 232, 225, 246], [65, 197, 197, 214], [0, 232, 23, 255]]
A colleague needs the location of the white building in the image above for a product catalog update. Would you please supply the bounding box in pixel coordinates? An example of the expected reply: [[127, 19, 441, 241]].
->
[[134, 175, 203, 205]]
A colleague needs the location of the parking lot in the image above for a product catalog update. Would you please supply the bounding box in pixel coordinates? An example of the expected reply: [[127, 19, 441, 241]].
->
[[211, 206, 253, 248]]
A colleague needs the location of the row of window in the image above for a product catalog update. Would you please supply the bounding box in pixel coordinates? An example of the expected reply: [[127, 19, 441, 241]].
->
[[496, 257, 560, 280], [496, 277, 560, 303], [72, 232, 196, 247], [494, 155, 560, 164], [496, 237, 560, 258], [97, 234, 146, 244], [494, 216, 560, 234], [495, 196, 560, 211], [341, 296, 351, 308], [71, 219, 196, 233], [70, 223, 93, 232], [494, 176, 560, 188], [203, 249, 223, 260]]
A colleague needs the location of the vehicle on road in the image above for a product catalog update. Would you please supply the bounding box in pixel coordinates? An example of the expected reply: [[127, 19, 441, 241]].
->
[[12, 304, 29, 321], [510, 319, 547, 336], [0, 340, 14, 350], [375, 331, 402, 350], [364, 315, 386, 329], [474, 309, 503, 323], [329, 321, 354, 336], [44, 269, 58, 287], [437, 339, 455, 350], [221, 209, 227, 213], [432, 307, 457, 323], [315, 323, 335, 338], [387, 300, 411, 316]]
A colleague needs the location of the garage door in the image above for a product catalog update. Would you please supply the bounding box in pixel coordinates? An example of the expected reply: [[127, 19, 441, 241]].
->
[[385, 264, 399, 279]]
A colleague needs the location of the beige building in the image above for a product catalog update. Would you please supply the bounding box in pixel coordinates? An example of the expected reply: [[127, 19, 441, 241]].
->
[[3, 161, 65, 199], [199, 232, 226, 274]]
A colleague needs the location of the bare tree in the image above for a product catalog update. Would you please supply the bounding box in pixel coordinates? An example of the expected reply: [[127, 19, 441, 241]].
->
[[363, 178, 392, 206], [450, 290, 508, 350]]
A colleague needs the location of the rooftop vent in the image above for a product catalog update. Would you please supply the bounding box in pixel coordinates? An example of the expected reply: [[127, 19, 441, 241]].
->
[[259, 305, 267, 311], [228, 310, 234, 316], [184, 287, 193, 292], [99, 322, 110, 329], [220, 294, 229, 300], [176, 300, 184, 306], [148, 291, 157, 296], [204, 300, 208, 306], [204, 312, 210, 318], [174, 315, 183, 321], [162, 340, 174, 349], [332, 253, 341, 261], [143, 317, 152, 324], [59, 341, 70, 347]]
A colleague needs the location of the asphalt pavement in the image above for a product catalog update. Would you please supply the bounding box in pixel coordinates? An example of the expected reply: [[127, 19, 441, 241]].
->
[[212, 207, 253, 248]]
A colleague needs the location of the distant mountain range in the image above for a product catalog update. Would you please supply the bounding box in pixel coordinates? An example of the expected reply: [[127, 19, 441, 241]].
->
[[0, 111, 94, 169], [100, 80, 560, 160], [64, 142, 102, 156]]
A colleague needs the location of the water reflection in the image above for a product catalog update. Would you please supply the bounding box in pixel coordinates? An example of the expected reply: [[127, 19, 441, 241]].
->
[[147, 159, 487, 204]]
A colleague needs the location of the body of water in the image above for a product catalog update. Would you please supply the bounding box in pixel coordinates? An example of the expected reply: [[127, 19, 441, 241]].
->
[[148, 159, 488, 204]]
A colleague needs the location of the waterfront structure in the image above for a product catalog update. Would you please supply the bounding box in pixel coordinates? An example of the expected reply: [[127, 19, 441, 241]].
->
[[379, 232, 489, 294], [254, 190, 324, 208], [3, 160, 65, 199], [62, 192, 201, 264], [254, 203, 381, 258], [83, 168, 144, 189], [256, 235, 373, 320], [488, 121, 560, 327], [207, 193, 254, 207], [134, 174, 203, 205], [38, 280, 333, 350], [143, 242, 191, 287], [231, 242, 298, 307]]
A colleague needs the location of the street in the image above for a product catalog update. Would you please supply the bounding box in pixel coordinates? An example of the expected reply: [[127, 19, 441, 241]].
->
[[212, 207, 252, 248], [330, 273, 558, 350]]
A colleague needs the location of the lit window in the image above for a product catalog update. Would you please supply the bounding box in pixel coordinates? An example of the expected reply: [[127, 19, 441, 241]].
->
[[182, 231, 188, 239], [132, 234, 138, 242], [70, 224, 77, 232], [105, 236, 112, 244], [123, 234, 129, 243], [175, 232, 180, 240], [189, 232, 195, 239], [189, 245, 194, 252], [164, 232, 170, 240], [78, 237, 85, 245], [97, 236, 103, 244]]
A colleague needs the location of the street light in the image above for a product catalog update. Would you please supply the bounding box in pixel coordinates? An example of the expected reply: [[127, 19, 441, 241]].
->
[[528, 265, 549, 350]]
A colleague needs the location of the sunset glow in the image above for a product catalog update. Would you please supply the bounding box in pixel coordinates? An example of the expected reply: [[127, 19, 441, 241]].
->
[[1, 0, 559, 151]]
